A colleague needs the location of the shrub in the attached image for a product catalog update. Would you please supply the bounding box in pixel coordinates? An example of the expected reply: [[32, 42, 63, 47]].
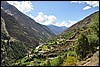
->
[[67, 51, 77, 57], [50, 56, 63, 66], [42, 45, 49, 50], [62, 56, 77, 66]]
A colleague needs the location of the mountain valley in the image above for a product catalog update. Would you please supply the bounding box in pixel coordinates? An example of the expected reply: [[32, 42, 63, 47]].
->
[[1, 1, 99, 66]]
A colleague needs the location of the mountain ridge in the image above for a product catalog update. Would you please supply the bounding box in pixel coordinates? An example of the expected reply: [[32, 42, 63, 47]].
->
[[59, 11, 99, 39], [47, 25, 67, 35]]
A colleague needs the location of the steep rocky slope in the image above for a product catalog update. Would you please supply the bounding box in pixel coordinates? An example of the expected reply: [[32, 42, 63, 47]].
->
[[1, 1, 55, 66], [1, 1, 55, 44]]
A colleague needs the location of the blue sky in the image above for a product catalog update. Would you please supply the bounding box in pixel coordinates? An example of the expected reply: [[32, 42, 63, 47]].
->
[[7, 1, 99, 27]]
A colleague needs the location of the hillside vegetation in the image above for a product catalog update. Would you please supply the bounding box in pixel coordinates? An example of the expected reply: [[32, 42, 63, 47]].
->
[[10, 11, 99, 66]]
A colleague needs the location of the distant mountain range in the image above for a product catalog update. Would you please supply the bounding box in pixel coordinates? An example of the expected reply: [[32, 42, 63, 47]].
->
[[47, 25, 67, 35]]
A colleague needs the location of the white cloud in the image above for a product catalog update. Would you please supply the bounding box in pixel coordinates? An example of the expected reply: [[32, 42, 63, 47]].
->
[[29, 14, 35, 20], [29, 12, 56, 25], [71, 1, 99, 7], [71, 1, 83, 4], [45, 15, 56, 25], [29, 12, 77, 27], [7, 1, 33, 13], [83, 6, 91, 10], [53, 20, 77, 27], [71, 1, 99, 10], [66, 20, 77, 27], [96, 10, 99, 11], [54, 21, 66, 27], [84, 1, 99, 7], [33, 12, 47, 23]]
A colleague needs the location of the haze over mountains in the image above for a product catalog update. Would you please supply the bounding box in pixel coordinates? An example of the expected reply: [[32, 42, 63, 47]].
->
[[47, 25, 67, 35]]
